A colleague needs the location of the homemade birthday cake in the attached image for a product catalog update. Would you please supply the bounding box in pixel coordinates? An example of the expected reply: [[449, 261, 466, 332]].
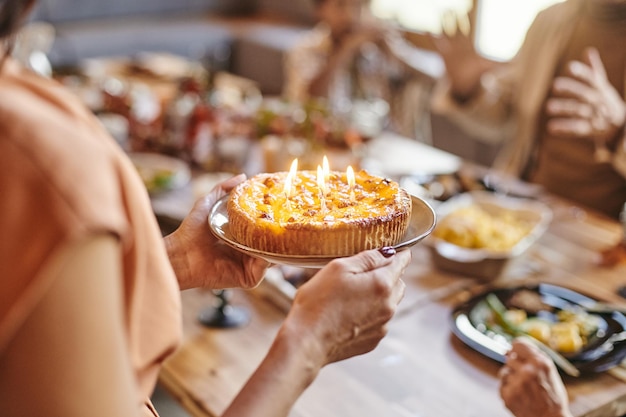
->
[[227, 169, 412, 256]]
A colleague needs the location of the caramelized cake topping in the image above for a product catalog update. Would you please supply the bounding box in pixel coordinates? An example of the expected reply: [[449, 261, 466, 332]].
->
[[233, 170, 404, 227], [227, 169, 411, 256]]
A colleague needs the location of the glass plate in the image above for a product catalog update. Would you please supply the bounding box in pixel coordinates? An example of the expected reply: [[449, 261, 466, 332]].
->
[[450, 283, 626, 375], [208, 194, 436, 268]]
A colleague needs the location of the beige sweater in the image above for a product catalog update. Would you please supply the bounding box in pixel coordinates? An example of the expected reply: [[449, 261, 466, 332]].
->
[[431, 0, 626, 185]]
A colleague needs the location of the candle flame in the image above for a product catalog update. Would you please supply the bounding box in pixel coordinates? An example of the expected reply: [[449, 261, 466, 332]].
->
[[346, 166, 355, 189], [322, 155, 330, 181], [284, 158, 298, 198], [317, 165, 325, 195]]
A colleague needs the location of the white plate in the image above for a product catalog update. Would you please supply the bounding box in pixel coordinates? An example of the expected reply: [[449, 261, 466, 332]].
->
[[208, 194, 437, 268], [128, 152, 191, 194], [362, 133, 462, 177]]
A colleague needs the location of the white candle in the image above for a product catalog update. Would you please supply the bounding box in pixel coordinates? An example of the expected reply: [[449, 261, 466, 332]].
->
[[322, 155, 330, 183], [317, 165, 327, 213], [284, 158, 298, 210], [346, 165, 355, 203]]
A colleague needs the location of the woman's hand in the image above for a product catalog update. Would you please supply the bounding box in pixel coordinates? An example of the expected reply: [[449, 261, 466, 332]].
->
[[164, 174, 270, 290], [546, 47, 626, 150], [282, 247, 410, 366], [221, 248, 410, 417], [499, 338, 573, 417]]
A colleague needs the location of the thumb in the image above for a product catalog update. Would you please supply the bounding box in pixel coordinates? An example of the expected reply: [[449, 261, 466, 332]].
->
[[191, 174, 247, 217], [584, 47, 607, 80], [217, 173, 247, 193]]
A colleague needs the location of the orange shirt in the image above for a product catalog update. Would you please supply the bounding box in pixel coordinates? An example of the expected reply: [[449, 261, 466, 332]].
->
[[0, 59, 181, 416]]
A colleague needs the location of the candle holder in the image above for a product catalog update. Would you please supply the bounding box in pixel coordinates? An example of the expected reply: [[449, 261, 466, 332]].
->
[[198, 289, 250, 328]]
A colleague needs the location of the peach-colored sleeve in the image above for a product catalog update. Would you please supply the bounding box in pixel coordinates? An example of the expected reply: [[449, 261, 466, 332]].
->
[[0, 60, 181, 414]]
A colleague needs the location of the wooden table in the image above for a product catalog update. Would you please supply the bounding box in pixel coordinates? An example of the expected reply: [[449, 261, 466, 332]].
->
[[153, 136, 626, 417]]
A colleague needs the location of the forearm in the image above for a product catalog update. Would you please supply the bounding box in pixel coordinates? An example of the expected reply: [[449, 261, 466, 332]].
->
[[164, 232, 190, 290], [222, 321, 323, 417], [449, 58, 498, 102], [379, 33, 440, 80], [163, 231, 199, 290], [430, 75, 514, 144]]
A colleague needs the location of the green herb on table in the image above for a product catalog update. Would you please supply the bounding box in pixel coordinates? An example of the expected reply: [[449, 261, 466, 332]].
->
[[484, 293, 581, 377]]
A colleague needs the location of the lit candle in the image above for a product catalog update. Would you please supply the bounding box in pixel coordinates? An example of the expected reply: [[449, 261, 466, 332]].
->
[[346, 165, 355, 203], [317, 165, 327, 213], [284, 158, 298, 210], [322, 155, 330, 183]]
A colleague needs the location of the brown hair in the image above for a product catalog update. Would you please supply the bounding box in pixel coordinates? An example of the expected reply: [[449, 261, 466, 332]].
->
[[311, 0, 371, 8], [0, 0, 34, 38], [311, 0, 325, 6]]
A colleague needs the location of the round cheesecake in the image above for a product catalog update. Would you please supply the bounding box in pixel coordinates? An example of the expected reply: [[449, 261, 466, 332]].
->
[[227, 170, 412, 256]]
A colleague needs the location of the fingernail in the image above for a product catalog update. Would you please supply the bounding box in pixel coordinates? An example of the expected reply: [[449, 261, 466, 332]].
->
[[379, 246, 396, 257]]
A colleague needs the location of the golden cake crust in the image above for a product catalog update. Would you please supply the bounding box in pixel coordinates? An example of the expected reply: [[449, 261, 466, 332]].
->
[[227, 170, 412, 256]]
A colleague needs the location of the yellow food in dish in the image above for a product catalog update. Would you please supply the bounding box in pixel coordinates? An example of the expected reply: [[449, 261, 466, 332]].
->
[[549, 322, 584, 353], [519, 318, 552, 343], [433, 205, 533, 251], [494, 304, 600, 354]]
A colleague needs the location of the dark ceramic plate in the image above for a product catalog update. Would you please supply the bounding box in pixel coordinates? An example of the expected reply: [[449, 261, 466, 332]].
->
[[450, 283, 626, 375]]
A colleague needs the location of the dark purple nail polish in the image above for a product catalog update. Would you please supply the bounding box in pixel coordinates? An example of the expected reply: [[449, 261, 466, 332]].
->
[[379, 246, 396, 258]]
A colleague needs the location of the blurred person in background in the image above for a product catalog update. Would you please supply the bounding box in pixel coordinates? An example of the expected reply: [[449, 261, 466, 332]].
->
[[0, 0, 411, 415], [431, 0, 626, 219], [284, 0, 432, 139]]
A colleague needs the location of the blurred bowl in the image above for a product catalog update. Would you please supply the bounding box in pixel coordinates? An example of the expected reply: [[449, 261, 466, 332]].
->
[[128, 152, 190, 194], [426, 191, 552, 280]]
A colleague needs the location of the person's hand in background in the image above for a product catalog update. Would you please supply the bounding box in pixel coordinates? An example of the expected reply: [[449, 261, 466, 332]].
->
[[430, 10, 495, 102], [546, 47, 626, 155], [499, 338, 573, 417]]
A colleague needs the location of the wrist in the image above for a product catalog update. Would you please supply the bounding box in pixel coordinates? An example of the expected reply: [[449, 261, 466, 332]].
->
[[606, 122, 626, 152], [547, 400, 573, 417], [164, 231, 194, 290], [451, 88, 476, 104], [222, 310, 325, 417], [272, 319, 324, 388], [450, 58, 494, 104], [450, 76, 483, 104]]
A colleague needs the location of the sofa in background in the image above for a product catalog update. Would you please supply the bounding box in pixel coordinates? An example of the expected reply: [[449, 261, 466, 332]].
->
[[28, 0, 313, 95]]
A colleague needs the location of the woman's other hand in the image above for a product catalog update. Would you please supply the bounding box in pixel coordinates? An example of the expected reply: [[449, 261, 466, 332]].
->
[[221, 247, 410, 417], [283, 247, 410, 366], [165, 174, 270, 290]]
